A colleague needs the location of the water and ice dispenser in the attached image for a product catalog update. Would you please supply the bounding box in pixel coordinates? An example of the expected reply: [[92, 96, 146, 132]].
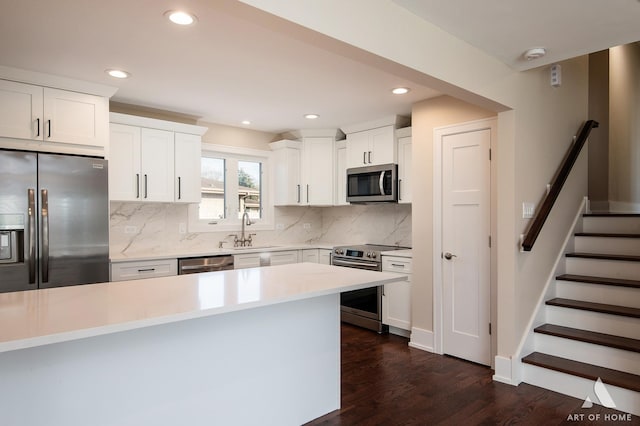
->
[[0, 214, 24, 264]]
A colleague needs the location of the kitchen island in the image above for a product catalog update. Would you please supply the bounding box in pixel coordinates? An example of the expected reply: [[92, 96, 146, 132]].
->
[[0, 263, 404, 426]]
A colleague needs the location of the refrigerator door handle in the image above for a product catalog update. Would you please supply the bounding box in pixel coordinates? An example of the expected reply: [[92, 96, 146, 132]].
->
[[41, 189, 50, 283], [28, 188, 36, 284]]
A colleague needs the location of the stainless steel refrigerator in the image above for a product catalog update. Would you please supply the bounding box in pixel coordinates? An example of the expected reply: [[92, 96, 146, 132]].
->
[[0, 150, 109, 293]]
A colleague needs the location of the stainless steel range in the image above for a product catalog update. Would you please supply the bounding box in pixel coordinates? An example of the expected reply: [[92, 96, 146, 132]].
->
[[332, 243, 409, 333]]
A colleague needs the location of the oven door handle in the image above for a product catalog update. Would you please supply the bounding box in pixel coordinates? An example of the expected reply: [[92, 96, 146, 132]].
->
[[379, 171, 386, 196], [332, 258, 380, 270]]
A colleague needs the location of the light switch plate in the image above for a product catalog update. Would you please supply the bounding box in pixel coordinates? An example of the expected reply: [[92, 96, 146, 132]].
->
[[522, 202, 535, 219]]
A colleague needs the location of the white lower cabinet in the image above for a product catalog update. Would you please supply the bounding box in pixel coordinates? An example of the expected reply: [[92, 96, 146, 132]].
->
[[318, 249, 332, 265], [110, 259, 178, 282], [381, 256, 412, 332], [268, 250, 299, 266], [301, 249, 319, 263], [233, 253, 262, 269], [234, 250, 299, 269], [301, 248, 332, 264]]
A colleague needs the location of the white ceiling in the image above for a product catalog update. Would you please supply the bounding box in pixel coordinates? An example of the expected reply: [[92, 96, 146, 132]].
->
[[1, 1, 639, 134], [393, 0, 640, 71]]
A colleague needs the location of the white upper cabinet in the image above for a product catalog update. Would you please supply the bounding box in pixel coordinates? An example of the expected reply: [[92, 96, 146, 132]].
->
[[109, 123, 142, 201], [302, 136, 334, 205], [270, 140, 302, 206], [397, 127, 412, 204], [334, 140, 348, 206], [140, 128, 175, 202], [0, 80, 42, 140], [43, 88, 107, 147], [0, 79, 109, 151], [270, 130, 338, 206], [342, 116, 410, 169], [109, 113, 207, 203], [346, 125, 396, 168], [174, 132, 202, 203]]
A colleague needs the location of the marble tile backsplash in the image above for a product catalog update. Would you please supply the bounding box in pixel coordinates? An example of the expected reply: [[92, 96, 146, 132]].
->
[[110, 202, 411, 257]]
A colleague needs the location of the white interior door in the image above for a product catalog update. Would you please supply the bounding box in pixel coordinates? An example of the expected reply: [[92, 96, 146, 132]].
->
[[441, 127, 491, 366]]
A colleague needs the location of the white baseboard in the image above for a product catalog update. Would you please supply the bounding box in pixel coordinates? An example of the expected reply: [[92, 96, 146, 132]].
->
[[609, 201, 640, 213], [408, 327, 434, 352], [492, 355, 516, 385], [588, 200, 610, 213]]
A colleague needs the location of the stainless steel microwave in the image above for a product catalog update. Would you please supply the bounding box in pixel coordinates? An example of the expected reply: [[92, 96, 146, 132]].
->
[[346, 163, 398, 203]]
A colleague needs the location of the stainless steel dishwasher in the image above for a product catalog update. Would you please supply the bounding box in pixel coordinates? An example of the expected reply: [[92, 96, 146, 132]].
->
[[178, 255, 234, 275]]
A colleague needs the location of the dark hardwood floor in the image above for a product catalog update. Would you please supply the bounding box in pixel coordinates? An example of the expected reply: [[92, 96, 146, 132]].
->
[[306, 324, 639, 426]]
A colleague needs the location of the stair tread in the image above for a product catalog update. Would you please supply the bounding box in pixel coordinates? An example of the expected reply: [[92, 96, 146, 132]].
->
[[556, 274, 640, 289], [534, 324, 640, 353], [546, 298, 640, 318], [575, 232, 640, 238], [522, 352, 640, 392], [584, 213, 640, 217], [566, 252, 640, 262]]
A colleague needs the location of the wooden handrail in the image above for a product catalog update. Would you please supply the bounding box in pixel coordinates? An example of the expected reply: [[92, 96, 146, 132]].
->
[[521, 120, 599, 251]]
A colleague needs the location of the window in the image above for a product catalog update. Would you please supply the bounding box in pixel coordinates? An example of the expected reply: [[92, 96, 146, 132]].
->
[[189, 144, 272, 232]]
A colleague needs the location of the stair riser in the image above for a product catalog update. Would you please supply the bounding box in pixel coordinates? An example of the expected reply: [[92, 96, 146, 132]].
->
[[574, 237, 640, 256], [546, 306, 640, 340], [583, 217, 640, 234], [522, 364, 640, 417], [566, 258, 640, 281], [534, 333, 640, 375], [555, 281, 640, 309]]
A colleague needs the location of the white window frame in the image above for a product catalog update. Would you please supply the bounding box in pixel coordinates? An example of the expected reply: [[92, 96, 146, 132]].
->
[[188, 143, 274, 233]]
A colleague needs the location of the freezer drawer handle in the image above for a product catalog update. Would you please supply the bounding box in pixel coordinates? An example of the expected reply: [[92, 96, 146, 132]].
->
[[41, 189, 50, 283], [28, 189, 36, 284]]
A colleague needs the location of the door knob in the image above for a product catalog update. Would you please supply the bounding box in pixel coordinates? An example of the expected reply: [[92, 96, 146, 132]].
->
[[444, 252, 457, 260]]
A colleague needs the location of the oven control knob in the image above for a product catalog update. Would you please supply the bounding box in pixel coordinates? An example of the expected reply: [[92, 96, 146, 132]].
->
[[366, 252, 372, 258], [371, 252, 377, 259]]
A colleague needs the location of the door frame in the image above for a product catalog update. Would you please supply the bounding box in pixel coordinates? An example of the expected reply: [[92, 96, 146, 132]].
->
[[433, 117, 497, 364]]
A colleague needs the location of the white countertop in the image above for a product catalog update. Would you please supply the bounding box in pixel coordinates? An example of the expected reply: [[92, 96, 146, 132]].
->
[[381, 249, 412, 258], [110, 243, 336, 263], [0, 263, 403, 353]]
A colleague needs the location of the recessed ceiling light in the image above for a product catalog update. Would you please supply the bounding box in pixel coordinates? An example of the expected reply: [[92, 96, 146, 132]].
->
[[392, 87, 410, 95], [241, 120, 251, 125], [523, 47, 546, 61], [304, 114, 319, 120], [105, 69, 130, 79], [165, 10, 197, 26]]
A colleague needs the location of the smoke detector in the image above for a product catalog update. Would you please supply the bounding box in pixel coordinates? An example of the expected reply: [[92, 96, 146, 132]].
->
[[523, 47, 547, 61]]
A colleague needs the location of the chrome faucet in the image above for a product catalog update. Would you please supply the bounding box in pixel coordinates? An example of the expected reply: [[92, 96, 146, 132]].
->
[[237, 211, 253, 247]]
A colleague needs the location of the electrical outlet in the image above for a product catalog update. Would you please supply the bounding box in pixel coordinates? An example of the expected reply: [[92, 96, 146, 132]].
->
[[124, 225, 138, 234], [303, 223, 311, 229], [276, 223, 284, 230], [179, 222, 187, 234], [522, 202, 535, 219]]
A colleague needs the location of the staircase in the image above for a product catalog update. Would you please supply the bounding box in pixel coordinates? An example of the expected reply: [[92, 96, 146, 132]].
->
[[521, 213, 640, 416]]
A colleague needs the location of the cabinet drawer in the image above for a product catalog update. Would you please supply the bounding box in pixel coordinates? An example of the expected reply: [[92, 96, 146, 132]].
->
[[268, 250, 299, 266], [301, 249, 319, 263], [382, 256, 412, 274], [233, 253, 262, 269], [111, 259, 177, 282]]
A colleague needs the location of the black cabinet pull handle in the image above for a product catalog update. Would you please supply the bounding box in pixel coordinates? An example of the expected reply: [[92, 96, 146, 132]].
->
[[36, 118, 40, 137], [47, 120, 51, 138], [144, 174, 148, 198]]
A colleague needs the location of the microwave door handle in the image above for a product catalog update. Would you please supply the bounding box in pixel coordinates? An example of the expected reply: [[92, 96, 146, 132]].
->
[[379, 171, 386, 196]]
